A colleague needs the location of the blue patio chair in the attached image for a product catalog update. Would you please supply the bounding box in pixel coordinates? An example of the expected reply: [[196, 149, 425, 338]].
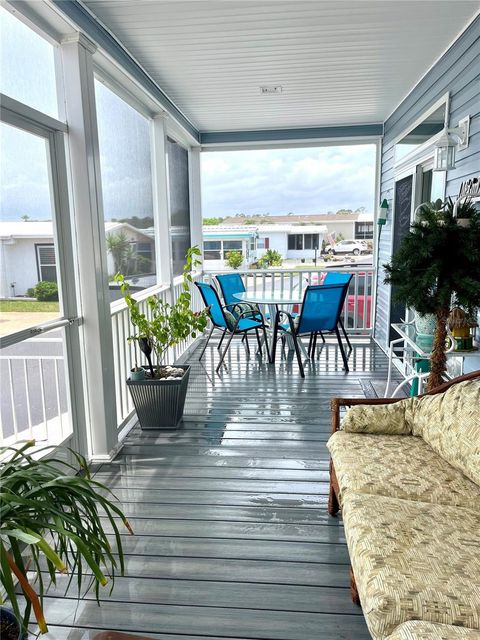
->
[[307, 271, 353, 355], [271, 281, 352, 378], [215, 273, 268, 322], [323, 271, 352, 285], [195, 281, 270, 372]]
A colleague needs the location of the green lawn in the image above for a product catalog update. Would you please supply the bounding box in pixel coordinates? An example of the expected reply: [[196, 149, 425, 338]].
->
[[0, 300, 60, 312]]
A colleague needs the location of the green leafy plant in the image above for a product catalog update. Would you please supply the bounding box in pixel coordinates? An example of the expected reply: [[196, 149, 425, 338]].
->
[[0, 441, 132, 635], [258, 249, 283, 268], [34, 281, 58, 302], [225, 250, 243, 270], [384, 198, 480, 389], [114, 246, 208, 376]]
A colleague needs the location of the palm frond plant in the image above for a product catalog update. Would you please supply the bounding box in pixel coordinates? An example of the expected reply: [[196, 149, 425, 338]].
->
[[384, 197, 480, 390], [0, 441, 132, 636]]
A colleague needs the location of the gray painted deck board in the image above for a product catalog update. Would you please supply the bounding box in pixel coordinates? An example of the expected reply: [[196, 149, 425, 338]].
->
[[42, 339, 387, 639]]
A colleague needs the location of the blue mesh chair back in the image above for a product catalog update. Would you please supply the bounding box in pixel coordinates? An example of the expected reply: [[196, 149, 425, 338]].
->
[[195, 282, 229, 329], [296, 282, 351, 334], [323, 271, 352, 286], [216, 273, 246, 307]]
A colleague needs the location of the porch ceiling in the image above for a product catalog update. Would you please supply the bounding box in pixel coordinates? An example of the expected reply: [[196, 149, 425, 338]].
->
[[81, 1, 478, 134]]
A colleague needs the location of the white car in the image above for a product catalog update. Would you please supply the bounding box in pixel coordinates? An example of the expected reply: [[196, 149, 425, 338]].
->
[[325, 239, 367, 256]]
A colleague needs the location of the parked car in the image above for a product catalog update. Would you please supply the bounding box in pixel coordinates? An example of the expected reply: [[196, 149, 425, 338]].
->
[[324, 239, 367, 255]]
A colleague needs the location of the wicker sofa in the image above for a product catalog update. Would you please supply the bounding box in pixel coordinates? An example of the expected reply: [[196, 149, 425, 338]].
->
[[327, 371, 480, 640]]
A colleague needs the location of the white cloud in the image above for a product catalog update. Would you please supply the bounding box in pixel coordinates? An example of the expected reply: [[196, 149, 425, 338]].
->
[[200, 145, 376, 216]]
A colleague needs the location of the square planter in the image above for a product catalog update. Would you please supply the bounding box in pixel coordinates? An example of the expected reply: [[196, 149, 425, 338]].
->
[[126, 365, 190, 429]]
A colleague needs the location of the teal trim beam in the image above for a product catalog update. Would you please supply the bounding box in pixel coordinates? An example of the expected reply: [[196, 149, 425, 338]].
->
[[200, 124, 383, 145], [52, 0, 200, 142]]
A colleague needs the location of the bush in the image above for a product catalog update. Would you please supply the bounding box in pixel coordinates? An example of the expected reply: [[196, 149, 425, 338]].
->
[[259, 249, 283, 268], [34, 281, 59, 301], [26, 287, 36, 298], [225, 250, 243, 270]]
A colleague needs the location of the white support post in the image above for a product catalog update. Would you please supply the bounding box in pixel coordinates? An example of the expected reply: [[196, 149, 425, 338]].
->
[[151, 114, 173, 288], [189, 147, 203, 253], [60, 33, 118, 461]]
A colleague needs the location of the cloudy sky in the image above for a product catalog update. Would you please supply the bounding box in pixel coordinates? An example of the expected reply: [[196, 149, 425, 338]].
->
[[201, 144, 376, 217]]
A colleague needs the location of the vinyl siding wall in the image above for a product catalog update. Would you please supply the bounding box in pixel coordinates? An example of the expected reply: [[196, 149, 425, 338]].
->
[[374, 16, 480, 350]]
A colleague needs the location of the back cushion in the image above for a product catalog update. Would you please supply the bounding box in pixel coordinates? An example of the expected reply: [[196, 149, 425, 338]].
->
[[411, 380, 480, 485]]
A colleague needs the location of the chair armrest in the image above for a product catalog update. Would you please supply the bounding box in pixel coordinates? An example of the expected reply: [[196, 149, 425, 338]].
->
[[330, 397, 412, 435]]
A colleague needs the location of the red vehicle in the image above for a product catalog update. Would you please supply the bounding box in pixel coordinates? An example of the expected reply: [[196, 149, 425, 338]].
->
[[307, 272, 373, 329]]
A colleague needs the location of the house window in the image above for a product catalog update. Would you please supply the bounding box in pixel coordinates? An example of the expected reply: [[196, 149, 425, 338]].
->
[[203, 240, 243, 260], [288, 234, 319, 250], [35, 244, 57, 283], [203, 241, 221, 260], [355, 222, 374, 239], [136, 241, 154, 273]]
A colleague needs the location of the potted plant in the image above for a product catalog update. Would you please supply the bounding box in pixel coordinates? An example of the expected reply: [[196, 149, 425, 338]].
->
[[115, 246, 208, 429], [384, 197, 480, 390], [0, 441, 132, 637]]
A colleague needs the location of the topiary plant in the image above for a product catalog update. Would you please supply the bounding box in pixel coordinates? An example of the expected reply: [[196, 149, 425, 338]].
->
[[384, 197, 480, 390]]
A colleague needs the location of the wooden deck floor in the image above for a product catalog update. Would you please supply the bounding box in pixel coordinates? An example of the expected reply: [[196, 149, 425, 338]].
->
[[41, 336, 394, 640]]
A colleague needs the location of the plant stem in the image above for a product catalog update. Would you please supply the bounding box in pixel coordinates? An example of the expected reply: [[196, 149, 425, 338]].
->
[[427, 306, 449, 391]]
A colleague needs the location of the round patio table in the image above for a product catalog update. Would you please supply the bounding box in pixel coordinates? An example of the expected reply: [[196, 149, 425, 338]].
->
[[233, 290, 308, 358]]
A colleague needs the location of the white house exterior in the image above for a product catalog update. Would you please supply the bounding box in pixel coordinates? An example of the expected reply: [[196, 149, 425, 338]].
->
[[0, 221, 155, 298]]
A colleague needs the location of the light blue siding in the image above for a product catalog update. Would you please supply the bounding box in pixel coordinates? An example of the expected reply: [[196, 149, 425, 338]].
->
[[374, 16, 480, 351]]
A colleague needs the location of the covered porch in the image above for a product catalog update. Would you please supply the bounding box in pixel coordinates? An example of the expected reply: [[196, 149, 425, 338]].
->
[[0, 1, 479, 639]]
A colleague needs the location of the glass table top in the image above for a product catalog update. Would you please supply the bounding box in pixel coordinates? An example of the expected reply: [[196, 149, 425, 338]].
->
[[234, 290, 305, 305]]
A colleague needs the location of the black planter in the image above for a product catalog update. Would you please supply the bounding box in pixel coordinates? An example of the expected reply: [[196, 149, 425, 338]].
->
[[0, 608, 24, 640], [126, 365, 190, 429]]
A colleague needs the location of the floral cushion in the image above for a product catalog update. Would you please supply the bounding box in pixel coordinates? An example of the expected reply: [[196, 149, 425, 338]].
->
[[386, 621, 480, 640], [327, 431, 480, 510], [342, 493, 480, 640], [411, 380, 480, 486], [341, 400, 414, 435]]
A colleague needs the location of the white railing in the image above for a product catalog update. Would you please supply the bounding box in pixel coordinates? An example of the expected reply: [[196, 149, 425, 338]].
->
[[203, 266, 374, 333], [0, 353, 71, 448], [110, 274, 204, 429]]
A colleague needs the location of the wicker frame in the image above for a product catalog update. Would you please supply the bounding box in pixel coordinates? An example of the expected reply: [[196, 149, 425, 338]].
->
[[328, 369, 480, 605]]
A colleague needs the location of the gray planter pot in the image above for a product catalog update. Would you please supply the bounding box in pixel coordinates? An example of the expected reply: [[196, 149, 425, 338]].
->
[[126, 365, 190, 429]]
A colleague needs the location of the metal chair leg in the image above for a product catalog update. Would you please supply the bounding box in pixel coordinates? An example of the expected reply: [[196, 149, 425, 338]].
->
[[255, 328, 262, 354], [286, 316, 304, 378], [217, 329, 227, 350], [216, 330, 236, 372], [311, 332, 318, 359], [244, 332, 250, 356], [198, 324, 215, 361], [308, 333, 314, 357], [261, 324, 271, 362], [339, 319, 352, 352], [271, 311, 281, 363], [335, 327, 350, 372]]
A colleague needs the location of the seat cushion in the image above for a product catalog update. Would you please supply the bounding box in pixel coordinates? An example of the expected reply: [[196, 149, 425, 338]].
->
[[342, 493, 480, 640], [411, 380, 480, 486], [386, 621, 480, 640], [327, 431, 480, 510]]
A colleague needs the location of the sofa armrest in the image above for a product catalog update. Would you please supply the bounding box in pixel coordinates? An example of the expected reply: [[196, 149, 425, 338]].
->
[[330, 397, 413, 436]]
